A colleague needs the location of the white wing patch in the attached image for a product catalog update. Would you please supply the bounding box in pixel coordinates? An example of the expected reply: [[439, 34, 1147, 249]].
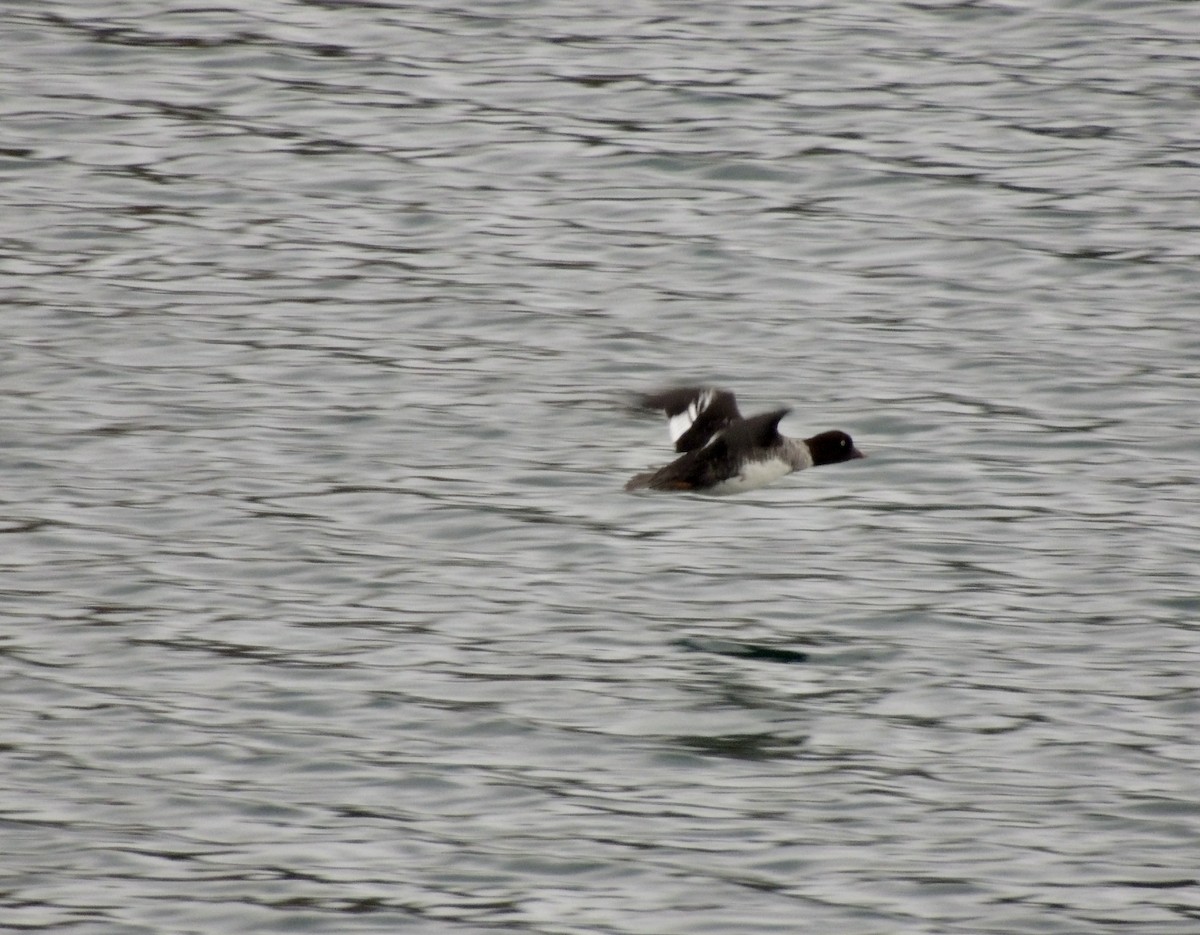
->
[[666, 389, 714, 444]]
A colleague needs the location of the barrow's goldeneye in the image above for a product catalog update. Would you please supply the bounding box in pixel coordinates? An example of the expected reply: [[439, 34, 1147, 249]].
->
[[625, 386, 864, 493]]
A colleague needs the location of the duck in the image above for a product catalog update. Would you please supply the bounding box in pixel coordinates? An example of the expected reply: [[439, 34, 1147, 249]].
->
[[625, 386, 864, 493]]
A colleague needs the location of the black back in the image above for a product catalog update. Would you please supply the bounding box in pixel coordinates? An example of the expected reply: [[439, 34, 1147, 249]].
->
[[630, 408, 790, 490]]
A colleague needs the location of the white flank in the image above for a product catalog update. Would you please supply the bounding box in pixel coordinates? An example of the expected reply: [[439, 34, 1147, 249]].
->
[[707, 456, 795, 494]]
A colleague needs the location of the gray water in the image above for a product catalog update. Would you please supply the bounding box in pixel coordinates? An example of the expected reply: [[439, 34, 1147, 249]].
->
[[2, 2, 1198, 933]]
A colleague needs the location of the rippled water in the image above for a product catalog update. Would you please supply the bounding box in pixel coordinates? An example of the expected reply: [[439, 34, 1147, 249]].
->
[[3, 2, 1198, 932]]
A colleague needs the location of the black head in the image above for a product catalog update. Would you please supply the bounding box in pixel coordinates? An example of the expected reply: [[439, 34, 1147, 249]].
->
[[805, 430, 865, 466]]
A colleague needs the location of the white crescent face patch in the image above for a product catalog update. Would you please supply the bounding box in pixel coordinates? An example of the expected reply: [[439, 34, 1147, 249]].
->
[[666, 389, 715, 445]]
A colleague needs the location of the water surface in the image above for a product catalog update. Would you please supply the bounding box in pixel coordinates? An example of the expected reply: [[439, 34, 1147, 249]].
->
[[2, 2, 1198, 933]]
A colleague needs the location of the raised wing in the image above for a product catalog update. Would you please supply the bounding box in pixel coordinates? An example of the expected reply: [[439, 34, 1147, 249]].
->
[[723, 408, 790, 453], [639, 386, 742, 452]]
